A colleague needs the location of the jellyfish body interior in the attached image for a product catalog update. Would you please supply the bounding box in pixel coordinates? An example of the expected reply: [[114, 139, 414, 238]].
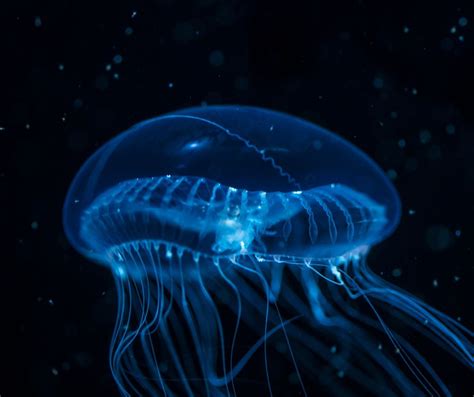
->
[[64, 106, 473, 396]]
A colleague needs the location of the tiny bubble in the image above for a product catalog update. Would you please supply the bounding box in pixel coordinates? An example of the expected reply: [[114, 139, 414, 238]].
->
[[378, 343, 383, 350], [373, 77, 384, 89], [450, 26, 457, 34], [48, 299, 54, 306], [403, 26, 410, 33], [408, 209, 416, 215], [337, 370, 345, 378], [51, 368, 59, 376], [432, 279, 438, 288], [113, 73, 119, 80], [34, 17, 42, 28], [458, 35, 464, 42], [31, 221, 39, 230], [455, 229, 461, 237], [458, 17, 468, 27], [387, 169, 397, 180], [330, 345, 337, 354], [419, 129, 431, 144], [113, 54, 123, 64], [453, 275, 460, 282], [25, 124, 31, 130], [131, 11, 137, 18], [168, 82, 174, 88], [125, 27, 134, 36], [105, 64, 112, 71], [58, 64, 64, 71], [446, 124, 456, 134], [398, 138, 406, 148], [412, 88, 418, 95], [209, 50, 225, 67], [392, 268, 402, 277]]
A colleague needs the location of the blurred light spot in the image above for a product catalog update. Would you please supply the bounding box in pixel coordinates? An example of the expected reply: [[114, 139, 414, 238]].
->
[[209, 50, 225, 67], [426, 225, 453, 251]]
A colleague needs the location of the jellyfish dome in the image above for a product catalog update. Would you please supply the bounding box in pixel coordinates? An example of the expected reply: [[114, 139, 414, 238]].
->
[[63, 106, 472, 397]]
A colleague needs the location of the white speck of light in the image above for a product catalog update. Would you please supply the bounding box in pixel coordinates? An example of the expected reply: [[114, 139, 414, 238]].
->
[[51, 368, 59, 376], [432, 279, 439, 287], [168, 82, 174, 88], [131, 11, 137, 18], [459, 17, 468, 27], [403, 26, 410, 33], [408, 209, 416, 215], [292, 191, 302, 195]]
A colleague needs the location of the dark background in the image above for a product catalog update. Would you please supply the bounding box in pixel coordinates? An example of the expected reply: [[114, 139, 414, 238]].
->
[[6, 0, 474, 395]]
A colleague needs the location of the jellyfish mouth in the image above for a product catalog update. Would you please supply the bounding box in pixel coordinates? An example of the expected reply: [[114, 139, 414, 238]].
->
[[80, 175, 387, 266]]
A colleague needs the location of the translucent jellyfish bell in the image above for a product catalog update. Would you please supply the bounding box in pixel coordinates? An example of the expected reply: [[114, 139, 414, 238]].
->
[[64, 105, 400, 265]]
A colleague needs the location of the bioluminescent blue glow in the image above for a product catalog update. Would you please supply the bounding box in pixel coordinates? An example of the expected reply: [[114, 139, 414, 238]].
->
[[63, 106, 473, 396]]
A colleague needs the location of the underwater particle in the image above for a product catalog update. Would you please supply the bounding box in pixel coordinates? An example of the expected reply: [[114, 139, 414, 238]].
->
[[113, 73, 120, 80], [458, 17, 468, 27], [330, 345, 337, 354], [131, 11, 137, 18], [411, 88, 418, 95], [337, 370, 345, 378], [426, 225, 452, 252], [432, 279, 439, 288], [209, 50, 225, 67], [446, 124, 456, 135], [453, 275, 460, 283], [458, 36, 464, 42], [34, 17, 42, 28], [387, 169, 397, 180], [419, 130, 431, 144], [408, 209, 416, 216], [455, 229, 461, 237], [373, 77, 384, 89], [440, 37, 455, 51], [105, 64, 112, 71], [392, 268, 402, 277], [403, 26, 410, 33], [58, 64, 65, 71], [450, 26, 457, 34], [51, 368, 59, 376], [390, 111, 398, 119], [125, 27, 134, 36], [168, 82, 174, 88], [31, 221, 39, 230], [398, 139, 406, 148], [48, 299, 54, 306], [73, 99, 83, 109], [113, 54, 123, 64]]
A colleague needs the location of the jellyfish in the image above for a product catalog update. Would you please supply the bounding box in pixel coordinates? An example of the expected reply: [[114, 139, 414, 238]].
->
[[63, 106, 472, 396]]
